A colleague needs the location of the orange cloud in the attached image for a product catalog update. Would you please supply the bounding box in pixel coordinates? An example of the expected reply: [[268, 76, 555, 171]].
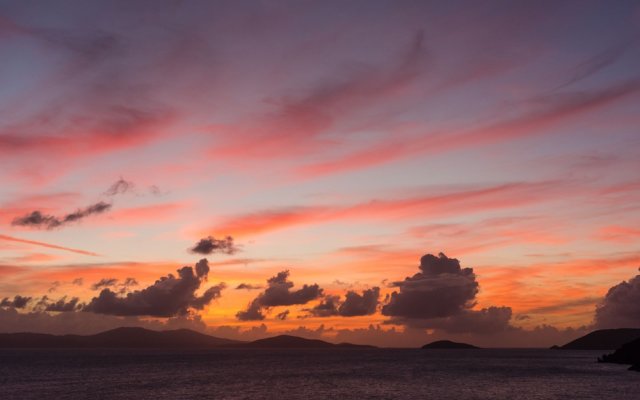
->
[[209, 181, 569, 237]]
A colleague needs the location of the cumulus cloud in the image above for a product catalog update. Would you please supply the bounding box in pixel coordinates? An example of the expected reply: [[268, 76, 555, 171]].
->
[[382, 253, 478, 319], [84, 258, 225, 317], [381, 253, 513, 334], [339, 288, 380, 316], [594, 274, 640, 328], [12, 201, 112, 229], [190, 236, 238, 255], [308, 295, 341, 317], [236, 302, 266, 321], [236, 270, 323, 321], [36, 296, 82, 312], [308, 288, 380, 317], [0, 295, 32, 309]]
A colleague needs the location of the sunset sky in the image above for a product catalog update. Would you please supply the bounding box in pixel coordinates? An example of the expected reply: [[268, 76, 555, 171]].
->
[[1, 0, 640, 347]]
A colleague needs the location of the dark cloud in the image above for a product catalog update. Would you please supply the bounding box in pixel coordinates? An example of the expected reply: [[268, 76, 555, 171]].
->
[[71, 278, 84, 286], [380, 253, 515, 334], [308, 295, 341, 317], [38, 296, 82, 312], [236, 302, 265, 321], [91, 278, 119, 290], [11, 201, 112, 229], [392, 306, 513, 334], [235, 283, 264, 290], [0, 295, 32, 309], [382, 253, 478, 319], [104, 178, 135, 196], [84, 258, 225, 317], [276, 310, 290, 320], [594, 274, 640, 329], [190, 236, 238, 255], [308, 288, 380, 317], [339, 288, 380, 316], [236, 270, 323, 321]]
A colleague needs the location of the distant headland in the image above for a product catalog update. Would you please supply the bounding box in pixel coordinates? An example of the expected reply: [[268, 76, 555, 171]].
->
[[557, 328, 640, 350]]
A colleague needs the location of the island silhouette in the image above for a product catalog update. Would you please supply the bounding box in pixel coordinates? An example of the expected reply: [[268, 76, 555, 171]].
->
[[598, 337, 640, 371], [421, 340, 479, 349], [558, 328, 640, 350], [0, 327, 371, 349]]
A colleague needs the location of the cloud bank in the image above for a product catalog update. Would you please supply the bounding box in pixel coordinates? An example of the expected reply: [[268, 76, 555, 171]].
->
[[84, 259, 225, 317], [237, 270, 323, 321]]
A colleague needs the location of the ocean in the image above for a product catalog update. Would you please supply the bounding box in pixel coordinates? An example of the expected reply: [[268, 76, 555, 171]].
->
[[0, 348, 637, 399]]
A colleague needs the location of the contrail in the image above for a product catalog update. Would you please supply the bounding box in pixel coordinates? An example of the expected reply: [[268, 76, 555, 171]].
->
[[0, 234, 99, 256]]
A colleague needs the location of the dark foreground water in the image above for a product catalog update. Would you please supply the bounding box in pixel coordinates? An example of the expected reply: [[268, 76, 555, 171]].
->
[[0, 348, 638, 399]]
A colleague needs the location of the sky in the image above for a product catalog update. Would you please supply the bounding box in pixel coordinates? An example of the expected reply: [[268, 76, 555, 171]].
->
[[1, 0, 640, 347]]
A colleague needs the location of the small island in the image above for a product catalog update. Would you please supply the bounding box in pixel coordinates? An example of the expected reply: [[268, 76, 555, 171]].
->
[[598, 337, 640, 372], [421, 340, 479, 349]]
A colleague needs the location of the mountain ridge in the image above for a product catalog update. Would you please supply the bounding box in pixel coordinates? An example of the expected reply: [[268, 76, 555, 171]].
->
[[0, 328, 373, 349]]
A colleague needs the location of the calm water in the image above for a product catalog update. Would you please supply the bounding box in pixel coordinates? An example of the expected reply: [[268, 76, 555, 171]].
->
[[0, 348, 637, 399]]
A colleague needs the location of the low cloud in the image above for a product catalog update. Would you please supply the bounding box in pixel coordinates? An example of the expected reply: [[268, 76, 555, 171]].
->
[[12, 201, 112, 229], [381, 253, 513, 334], [190, 236, 239, 255], [391, 306, 513, 334], [84, 259, 225, 317], [382, 253, 479, 319], [235, 283, 264, 290], [37, 296, 82, 312], [0, 295, 32, 309], [308, 288, 380, 317], [236, 270, 323, 321], [594, 274, 640, 329]]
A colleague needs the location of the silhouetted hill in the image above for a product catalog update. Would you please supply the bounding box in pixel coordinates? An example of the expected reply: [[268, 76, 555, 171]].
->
[[238, 335, 374, 348], [598, 337, 640, 371], [421, 340, 479, 349], [0, 327, 242, 348], [560, 329, 640, 350]]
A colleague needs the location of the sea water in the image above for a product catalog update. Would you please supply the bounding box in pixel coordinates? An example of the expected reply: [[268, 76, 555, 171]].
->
[[0, 348, 637, 399]]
